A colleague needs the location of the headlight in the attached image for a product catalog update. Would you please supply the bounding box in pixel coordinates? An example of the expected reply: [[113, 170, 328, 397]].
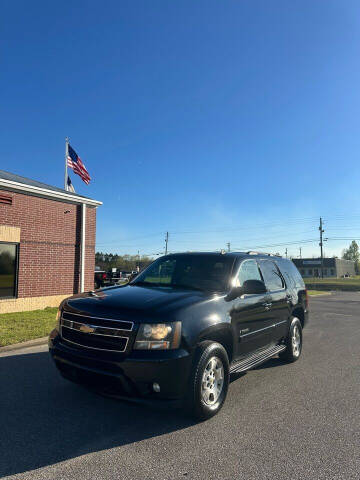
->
[[134, 322, 181, 350]]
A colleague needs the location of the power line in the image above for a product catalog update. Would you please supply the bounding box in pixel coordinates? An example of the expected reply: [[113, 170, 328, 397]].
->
[[231, 238, 318, 250], [96, 213, 360, 247]]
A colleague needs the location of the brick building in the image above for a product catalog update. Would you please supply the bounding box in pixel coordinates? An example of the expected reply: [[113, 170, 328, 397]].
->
[[0, 170, 101, 313]]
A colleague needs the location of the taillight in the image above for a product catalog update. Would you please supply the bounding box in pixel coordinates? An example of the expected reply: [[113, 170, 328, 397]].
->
[[102, 273, 107, 280]]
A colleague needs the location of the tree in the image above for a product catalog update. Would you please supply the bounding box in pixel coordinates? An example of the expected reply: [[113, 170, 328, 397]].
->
[[342, 240, 360, 274], [95, 252, 152, 272]]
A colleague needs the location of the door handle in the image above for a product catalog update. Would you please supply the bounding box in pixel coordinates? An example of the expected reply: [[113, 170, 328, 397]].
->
[[263, 302, 272, 310]]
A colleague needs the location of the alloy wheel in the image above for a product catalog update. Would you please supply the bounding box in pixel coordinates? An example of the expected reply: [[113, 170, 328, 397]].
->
[[201, 356, 224, 406], [292, 324, 301, 357]]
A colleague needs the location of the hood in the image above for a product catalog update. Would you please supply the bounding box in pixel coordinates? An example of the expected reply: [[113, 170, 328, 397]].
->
[[64, 284, 209, 322]]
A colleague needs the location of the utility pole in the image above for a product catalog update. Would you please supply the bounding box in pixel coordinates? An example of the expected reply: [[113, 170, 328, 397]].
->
[[299, 247, 302, 259], [227, 242, 231, 252], [319, 217, 324, 279], [285, 248, 288, 259], [165, 231, 169, 255]]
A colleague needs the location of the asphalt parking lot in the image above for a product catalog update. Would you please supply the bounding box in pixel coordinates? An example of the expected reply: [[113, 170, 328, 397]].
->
[[1, 292, 359, 480]]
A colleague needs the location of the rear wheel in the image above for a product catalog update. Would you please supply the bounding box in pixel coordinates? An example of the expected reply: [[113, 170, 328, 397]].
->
[[279, 317, 302, 363], [185, 341, 229, 421]]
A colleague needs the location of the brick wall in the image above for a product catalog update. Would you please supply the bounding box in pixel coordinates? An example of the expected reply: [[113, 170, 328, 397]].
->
[[0, 189, 97, 298]]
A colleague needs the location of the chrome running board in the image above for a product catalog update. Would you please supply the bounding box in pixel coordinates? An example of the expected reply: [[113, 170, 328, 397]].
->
[[230, 344, 286, 374]]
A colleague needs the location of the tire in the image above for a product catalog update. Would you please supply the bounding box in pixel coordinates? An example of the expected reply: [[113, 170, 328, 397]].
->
[[279, 317, 303, 363], [185, 341, 229, 421]]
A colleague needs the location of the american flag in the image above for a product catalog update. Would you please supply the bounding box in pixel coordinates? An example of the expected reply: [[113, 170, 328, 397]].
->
[[67, 144, 91, 185], [67, 175, 75, 193]]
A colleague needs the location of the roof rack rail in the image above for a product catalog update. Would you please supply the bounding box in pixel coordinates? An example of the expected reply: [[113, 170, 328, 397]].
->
[[246, 251, 282, 258]]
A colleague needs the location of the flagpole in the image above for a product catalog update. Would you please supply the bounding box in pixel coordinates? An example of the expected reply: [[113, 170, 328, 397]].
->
[[64, 137, 69, 191]]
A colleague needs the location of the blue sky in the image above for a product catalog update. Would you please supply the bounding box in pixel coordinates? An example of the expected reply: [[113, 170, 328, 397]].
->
[[2, 0, 360, 258]]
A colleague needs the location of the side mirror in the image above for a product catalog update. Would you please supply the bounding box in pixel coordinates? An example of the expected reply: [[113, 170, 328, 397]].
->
[[241, 279, 267, 295], [225, 286, 243, 302], [225, 279, 267, 301]]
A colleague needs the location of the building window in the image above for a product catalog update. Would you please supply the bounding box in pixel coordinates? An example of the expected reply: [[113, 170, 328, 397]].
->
[[330, 268, 335, 276], [308, 269, 313, 276], [323, 268, 328, 276], [0, 243, 18, 298]]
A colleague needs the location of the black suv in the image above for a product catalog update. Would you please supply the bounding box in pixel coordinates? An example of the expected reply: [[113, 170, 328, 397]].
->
[[49, 252, 308, 420]]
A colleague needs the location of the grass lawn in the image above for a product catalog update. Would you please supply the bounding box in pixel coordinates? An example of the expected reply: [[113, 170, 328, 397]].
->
[[305, 276, 360, 291], [307, 290, 331, 296], [0, 307, 58, 347], [305, 276, 360, 285]]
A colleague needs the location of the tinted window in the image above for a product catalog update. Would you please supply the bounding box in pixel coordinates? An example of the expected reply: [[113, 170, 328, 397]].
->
[[141, 258, 176, 285], [283, 272, 295, 288], [277, 260, 305, 288], [237, 260, 262, 286], [134, 254, 234, 292], [0, 243, 17, 298], [259, 260, 284, 291]]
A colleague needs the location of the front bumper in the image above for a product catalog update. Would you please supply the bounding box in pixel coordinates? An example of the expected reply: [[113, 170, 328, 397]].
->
[[49, 329, 192, 404]]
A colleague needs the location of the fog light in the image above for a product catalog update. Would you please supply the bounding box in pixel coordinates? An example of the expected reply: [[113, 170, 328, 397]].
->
[[153, 382, 160, 393]]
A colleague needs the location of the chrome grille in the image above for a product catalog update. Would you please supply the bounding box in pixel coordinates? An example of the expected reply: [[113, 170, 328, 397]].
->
[[62, 311, 133, 331], [60, 313, 132, 352]]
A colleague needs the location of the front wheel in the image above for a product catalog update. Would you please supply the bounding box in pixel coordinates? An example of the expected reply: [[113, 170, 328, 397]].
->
[[185, 341, 229, 421], [279, 317, 303, 363]]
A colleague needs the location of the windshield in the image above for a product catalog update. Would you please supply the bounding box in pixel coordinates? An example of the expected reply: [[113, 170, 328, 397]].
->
[[132, 254, 234, 292]]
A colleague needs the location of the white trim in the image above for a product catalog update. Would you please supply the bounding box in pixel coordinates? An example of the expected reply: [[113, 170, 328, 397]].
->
[[80, 203, 86, 292], [0, 178, 102, 207]]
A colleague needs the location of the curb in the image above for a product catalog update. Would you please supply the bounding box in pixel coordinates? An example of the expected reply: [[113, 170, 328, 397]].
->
[[0, 336, 48, 353]]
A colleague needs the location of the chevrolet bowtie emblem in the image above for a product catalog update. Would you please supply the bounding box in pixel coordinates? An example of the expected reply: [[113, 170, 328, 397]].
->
[[79, 324, 96, 334]]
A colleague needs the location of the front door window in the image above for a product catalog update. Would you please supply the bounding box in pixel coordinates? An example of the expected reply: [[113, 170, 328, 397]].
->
[[236, 259, 262, 287]]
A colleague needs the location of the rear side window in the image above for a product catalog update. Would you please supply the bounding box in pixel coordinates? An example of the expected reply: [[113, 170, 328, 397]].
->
[[259, 260, 284, 291], [277, 260, 305, 288]]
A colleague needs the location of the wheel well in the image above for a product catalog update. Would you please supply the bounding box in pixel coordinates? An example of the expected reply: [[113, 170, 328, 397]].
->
[[199, 329, 234, 363], [292, 307, 305, 328]]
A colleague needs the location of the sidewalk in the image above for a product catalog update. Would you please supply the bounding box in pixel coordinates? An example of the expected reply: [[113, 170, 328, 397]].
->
[[0, 336, 48, 353]]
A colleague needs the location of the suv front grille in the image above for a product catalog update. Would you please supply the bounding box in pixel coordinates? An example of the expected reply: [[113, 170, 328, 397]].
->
[[62, 311, 133, 331], [60, 313, 133, 352]]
